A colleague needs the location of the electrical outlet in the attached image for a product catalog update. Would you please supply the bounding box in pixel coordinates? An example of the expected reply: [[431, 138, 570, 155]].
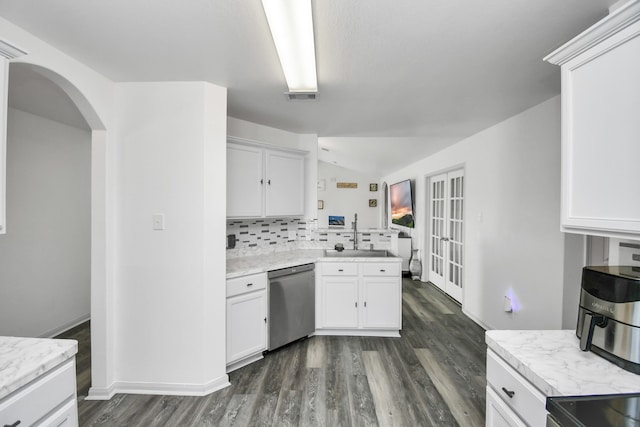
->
[[503, 296, 513, 313]]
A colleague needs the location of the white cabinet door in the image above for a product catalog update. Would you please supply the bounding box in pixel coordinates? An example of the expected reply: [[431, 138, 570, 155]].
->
[[265, 150, 304, 217], [226, 290, 267, 364], [319, 276, 359, 328], [545, 5, 640, 239], [485, 386, 527, 427], [227, 143, 264, 217], [361, 276, 401, 329]]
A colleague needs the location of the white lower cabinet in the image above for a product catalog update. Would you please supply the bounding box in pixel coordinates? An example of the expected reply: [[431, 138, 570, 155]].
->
[[361, 264, 401, 329], [485, 386, 526, 427], [320, 275, 359, 328], [226, 273, 267, 371], [316, 261, 402, 336], [486, 350, 547, 427], [0, 358, 78, 427]]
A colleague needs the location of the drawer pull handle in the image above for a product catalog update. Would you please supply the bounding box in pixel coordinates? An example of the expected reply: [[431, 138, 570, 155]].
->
[[501, 387, 515, 398], [246, 283, 253, 287], [5, 421, 21, 427], [380, 269, 386, 272], [338, 269, 344, 272]]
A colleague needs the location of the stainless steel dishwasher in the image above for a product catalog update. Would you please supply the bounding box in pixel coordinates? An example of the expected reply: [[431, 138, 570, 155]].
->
[[267, 263, 315, 351]]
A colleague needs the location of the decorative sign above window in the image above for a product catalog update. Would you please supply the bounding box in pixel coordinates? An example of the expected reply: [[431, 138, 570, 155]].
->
[[337, 182, 357, 189]]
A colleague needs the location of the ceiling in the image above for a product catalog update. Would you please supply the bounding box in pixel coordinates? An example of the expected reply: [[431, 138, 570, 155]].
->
[[0, 0, 616, 176]]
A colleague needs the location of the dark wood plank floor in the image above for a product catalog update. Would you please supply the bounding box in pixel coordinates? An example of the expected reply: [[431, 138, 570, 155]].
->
[[67, 279, 487, 426], [56, 319, 92, 398]]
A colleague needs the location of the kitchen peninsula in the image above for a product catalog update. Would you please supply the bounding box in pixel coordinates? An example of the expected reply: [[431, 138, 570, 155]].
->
[[0, 337, 78, 426], [486, 330, 640, 426]]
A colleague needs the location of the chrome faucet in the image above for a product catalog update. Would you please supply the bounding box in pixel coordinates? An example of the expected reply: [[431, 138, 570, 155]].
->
[[352, 213, 358, 250]]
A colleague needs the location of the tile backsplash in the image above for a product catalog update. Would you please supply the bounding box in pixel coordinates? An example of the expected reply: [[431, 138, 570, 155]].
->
[[226, 218, 395, 257]]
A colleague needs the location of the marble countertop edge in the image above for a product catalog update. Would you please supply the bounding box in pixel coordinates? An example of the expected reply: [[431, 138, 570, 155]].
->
[[0, 336, 78, 400], [227, 249, 401, 279], [486, 329, 640, 397]]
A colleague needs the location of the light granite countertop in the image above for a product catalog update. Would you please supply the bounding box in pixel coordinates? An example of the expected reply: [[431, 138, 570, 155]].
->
[[227, 249, 401, 279], [0, 336, 78, 400], [486, 329, 640, 396]]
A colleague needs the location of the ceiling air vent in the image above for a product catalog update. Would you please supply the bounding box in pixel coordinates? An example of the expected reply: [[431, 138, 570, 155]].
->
[[285, 92, 317, 101]]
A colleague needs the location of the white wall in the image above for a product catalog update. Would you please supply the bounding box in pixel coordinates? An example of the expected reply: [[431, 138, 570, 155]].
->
[[1, 15, 117, 393], [562, 234, 586, 329], [1, 18, 233, 399], [0, 108, 90, 337], [383, 96, 585, 330], [113, 81, 228, 395], [317, 161, 380, 229], [227, 117, 318, 219]]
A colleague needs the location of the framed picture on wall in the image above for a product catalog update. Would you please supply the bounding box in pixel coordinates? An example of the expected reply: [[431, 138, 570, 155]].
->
[[369, 199, 377, 207], [318, 200, 324, 210], [370, 183, 378, 191]]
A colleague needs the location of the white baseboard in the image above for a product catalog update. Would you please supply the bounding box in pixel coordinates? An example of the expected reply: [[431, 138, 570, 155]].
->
[[227, 353, 264, 373], [85, 374, 231, 400], [314, 329, 400, 337], [41, 313, 90, 338], [85, 383, 117, 400], [462, 308, 491, 331]]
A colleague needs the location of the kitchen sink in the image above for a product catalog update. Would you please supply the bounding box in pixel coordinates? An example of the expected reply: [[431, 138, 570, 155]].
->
[[323, 249, 393, 258]]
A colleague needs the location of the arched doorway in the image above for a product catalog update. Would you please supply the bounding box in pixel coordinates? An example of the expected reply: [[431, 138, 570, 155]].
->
[[2, 61, 110, 398]]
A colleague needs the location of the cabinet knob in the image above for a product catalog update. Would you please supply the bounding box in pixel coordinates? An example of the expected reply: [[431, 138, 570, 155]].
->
[[355, 302, 357, 308], [268, 179, 271, 185], [260, 179, 264, 184], [501, 387, 515, 398], [364, 301, 367, 307], [246, 283, 253, 287]]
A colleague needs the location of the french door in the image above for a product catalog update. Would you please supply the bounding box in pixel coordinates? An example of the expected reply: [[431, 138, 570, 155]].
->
[[428, 170, 464, 302]]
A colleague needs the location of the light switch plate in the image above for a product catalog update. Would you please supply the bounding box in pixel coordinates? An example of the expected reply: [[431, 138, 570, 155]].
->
[[153, 214, 165, 231]]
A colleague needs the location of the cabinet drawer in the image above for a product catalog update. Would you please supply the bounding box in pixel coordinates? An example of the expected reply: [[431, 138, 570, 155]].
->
[[362, 263, 400, 276], [486, 350, 546, 427], [321, 263, 358, 276], [0, 358, 76, 427], [227, 273, 267, 298]]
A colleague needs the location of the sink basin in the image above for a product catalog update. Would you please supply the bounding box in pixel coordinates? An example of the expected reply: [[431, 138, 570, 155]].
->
[[324, 249, 393, 258]]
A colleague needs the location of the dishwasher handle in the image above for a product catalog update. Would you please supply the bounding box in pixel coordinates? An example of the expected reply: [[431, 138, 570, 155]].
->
[[268, 263, 315, 279]]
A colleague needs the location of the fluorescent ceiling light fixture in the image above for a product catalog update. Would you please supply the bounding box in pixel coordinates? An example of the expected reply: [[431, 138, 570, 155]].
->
[[262, 0, 318, 93]]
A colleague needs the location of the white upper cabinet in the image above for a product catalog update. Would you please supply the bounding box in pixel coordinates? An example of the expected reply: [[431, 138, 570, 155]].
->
[[227, 143, 264, 217], [545, 0, 640, 239], [227, 138, 306, 218], [264, 150, 304, 217]]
